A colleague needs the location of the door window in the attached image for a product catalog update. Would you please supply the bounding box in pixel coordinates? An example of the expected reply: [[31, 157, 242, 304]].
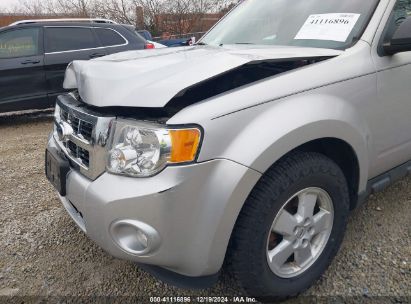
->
[[94, 28, 126, 47], [387, 0, 411, 31], [0, 28, 40, 59], [45, 27, 100, 53], [380, 0, 411, 48], [392, 0, 411, 25]]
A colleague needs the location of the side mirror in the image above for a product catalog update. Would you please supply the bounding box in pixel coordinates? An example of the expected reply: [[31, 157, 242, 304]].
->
[[383, 17, 411, 55]]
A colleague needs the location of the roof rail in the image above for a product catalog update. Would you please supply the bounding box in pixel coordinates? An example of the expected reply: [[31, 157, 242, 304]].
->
[[9, 18, 118, 26]]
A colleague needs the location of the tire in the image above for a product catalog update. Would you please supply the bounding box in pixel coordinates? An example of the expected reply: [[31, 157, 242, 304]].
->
[[228, 151, 350, 301]]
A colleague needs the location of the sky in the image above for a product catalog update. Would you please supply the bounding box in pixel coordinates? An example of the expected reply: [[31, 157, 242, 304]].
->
[[1, 0, 22, 11]]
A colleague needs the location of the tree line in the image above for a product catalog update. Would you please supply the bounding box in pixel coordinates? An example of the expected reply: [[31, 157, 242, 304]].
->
[[8, 0, 239, 36]]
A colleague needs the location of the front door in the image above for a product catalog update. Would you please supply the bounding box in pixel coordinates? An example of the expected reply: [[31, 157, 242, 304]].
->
[[371, 0, 411, 175], [0, 27, 48, 112]]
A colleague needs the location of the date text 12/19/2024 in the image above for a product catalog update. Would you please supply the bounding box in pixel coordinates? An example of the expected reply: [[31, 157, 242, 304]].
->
[[149, 297, 257, 303]]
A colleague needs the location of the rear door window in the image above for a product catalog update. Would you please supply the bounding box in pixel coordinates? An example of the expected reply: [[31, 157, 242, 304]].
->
[[0, 28, 40, 58], [45, 27, 100, 53], [94, 28, 127, 46]]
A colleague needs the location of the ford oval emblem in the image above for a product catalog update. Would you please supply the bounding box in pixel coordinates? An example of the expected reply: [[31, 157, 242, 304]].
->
[[57, 122, 74, 142]]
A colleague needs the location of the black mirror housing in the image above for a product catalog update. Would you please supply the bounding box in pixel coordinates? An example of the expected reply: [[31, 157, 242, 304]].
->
[[383, 17, 411, 55]]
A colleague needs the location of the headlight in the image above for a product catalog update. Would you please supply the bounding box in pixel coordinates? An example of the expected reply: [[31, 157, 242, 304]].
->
[[106, 119, 202, 177]]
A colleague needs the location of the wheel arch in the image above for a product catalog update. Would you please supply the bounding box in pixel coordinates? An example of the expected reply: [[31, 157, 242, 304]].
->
[[278, 138, 361, 210], [248, 117, 369, 203]]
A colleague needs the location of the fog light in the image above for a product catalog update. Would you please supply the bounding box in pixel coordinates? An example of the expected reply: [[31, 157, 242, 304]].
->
[[136, 229, 149, 249], [110, 220, 161, 255]]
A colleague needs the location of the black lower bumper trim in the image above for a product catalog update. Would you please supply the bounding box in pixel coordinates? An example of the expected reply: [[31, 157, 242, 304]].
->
[[138, 264, 220, 290]]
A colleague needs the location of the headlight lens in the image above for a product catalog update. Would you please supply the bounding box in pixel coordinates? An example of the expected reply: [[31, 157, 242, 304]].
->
[[106, 119, 201, 177]]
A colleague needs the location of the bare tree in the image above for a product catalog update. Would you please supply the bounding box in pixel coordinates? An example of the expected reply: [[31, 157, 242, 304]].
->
[[16, 0, 51, 15], [10, 0, 238, 36], [139, 0, 236, 35], [133, 0, 168, 34]]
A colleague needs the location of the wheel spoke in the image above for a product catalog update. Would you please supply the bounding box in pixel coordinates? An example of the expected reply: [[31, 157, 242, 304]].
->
[[272, 209, 298, 237], [295, 244, 313, 267], [312, 210, 333, 234], [268, 240, 294, 269], [297, 192, 318, 219]]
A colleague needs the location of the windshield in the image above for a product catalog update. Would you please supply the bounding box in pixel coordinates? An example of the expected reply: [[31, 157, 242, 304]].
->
[[201, 0, 380, 50]]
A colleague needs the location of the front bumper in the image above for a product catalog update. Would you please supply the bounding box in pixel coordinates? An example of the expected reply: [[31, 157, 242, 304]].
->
[[48, 136, 261, 277]]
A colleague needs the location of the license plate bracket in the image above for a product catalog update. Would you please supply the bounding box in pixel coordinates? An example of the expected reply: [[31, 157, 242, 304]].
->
[[45, 148, 70, 196]]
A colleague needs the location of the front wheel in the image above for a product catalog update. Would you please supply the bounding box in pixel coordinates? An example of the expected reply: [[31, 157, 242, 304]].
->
[[228, 152, 350, 300]]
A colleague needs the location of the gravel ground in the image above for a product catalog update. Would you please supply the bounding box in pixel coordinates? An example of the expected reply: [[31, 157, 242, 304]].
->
[[0, 113, 410, 303]]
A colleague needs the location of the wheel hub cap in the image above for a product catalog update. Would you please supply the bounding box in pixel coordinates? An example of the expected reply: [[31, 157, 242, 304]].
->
[[294, 226, 305, 239]]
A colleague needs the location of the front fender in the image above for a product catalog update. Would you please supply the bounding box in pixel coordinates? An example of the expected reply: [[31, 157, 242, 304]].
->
[[198, 94, 371, 194]]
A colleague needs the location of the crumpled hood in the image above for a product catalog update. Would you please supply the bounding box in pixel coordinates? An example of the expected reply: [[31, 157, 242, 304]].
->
[[63, 45, 342, 108]]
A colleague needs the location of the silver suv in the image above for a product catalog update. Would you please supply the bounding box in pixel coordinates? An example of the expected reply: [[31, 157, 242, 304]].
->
[[45, 0, 411, 299]]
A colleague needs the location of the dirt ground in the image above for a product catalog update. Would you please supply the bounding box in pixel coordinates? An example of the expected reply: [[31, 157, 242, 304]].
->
[[0, 112, 410, 303]]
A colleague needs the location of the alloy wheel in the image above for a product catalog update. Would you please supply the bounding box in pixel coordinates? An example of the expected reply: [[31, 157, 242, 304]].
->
[[266, 187, 334, 278]]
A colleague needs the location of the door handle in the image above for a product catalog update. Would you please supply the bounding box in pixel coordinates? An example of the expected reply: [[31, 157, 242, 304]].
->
[[89, 53, 105, 59], [21, 59, 41, 65]]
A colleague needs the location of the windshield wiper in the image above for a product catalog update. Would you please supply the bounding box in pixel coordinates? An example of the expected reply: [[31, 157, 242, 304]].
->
[[196, 42, 208, 46], [218, 42, 253, 47]]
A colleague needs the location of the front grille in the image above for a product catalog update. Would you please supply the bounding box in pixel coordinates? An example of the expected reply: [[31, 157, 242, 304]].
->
[[55, 94, 114, 180], [59, 107, 95, 169], [67, 141, 90, 167], [61, 109, 94, 142]]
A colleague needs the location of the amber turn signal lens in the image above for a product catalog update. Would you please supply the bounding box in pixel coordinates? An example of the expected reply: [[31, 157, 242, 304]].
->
[[169, 129, 201, 163]]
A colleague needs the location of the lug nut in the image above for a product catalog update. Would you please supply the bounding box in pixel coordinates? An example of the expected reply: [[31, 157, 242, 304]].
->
[[309, 227, 315, 236]]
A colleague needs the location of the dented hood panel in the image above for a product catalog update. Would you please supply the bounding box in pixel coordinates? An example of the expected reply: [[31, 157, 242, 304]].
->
[[63, 45, 342, 108]]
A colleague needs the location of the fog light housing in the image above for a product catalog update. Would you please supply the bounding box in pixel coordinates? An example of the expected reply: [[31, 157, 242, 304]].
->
[[110, 220, 161, 256]]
